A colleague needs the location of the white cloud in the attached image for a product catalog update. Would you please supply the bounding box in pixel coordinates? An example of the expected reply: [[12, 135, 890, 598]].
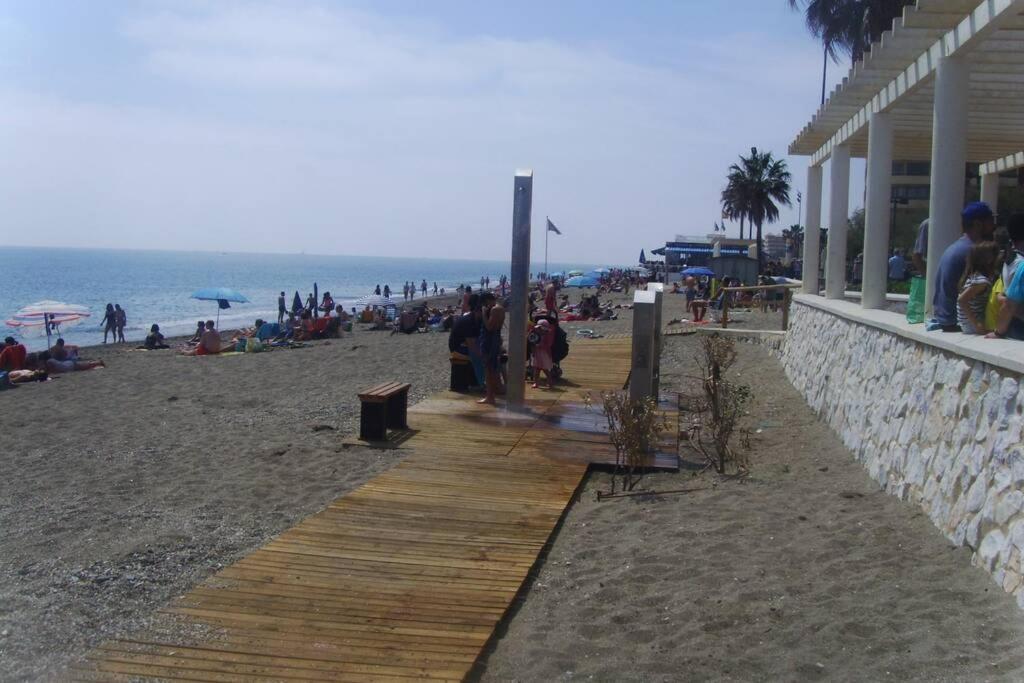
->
[[1, 2, 840, 260]]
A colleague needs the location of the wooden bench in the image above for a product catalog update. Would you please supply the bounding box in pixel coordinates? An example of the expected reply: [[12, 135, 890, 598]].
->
[[357, 381, 411, 441]]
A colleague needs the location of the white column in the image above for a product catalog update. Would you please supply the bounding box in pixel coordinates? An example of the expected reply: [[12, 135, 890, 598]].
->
[[825, 145, 850, 300], [981, 172, 999, 213], [862, 112, 894, 309], [802, 164, 823, 294], [925, 55, 968, 316]]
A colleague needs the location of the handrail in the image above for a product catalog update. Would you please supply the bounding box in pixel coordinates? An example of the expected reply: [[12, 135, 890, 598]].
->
[[719, 284, 797, 330]]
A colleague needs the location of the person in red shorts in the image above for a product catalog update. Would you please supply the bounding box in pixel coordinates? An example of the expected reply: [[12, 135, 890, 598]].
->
[[0, 337, 27, 371]]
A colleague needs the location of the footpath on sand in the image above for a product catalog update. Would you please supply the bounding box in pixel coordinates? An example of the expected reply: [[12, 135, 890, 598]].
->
[[74, 338, 673, 681]]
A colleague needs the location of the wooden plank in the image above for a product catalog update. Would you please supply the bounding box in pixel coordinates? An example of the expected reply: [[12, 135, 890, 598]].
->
[[82, 338, 654, 680]]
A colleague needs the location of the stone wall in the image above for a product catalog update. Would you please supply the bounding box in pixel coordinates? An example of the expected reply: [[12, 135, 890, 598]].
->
[[780, 302, 1024, 606]]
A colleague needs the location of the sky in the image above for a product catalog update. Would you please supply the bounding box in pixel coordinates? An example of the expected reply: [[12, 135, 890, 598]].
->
[[0, 0, 864, 264]]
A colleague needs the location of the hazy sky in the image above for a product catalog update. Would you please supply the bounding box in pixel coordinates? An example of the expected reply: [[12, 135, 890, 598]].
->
[[0, 1, 863, 263]]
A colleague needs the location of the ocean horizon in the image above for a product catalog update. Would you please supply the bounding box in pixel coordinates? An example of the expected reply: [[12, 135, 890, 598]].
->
[[1, 246, 608, 350]]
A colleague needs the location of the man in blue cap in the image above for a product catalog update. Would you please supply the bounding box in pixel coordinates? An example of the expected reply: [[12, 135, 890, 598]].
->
[[931, 201, 995, 332]]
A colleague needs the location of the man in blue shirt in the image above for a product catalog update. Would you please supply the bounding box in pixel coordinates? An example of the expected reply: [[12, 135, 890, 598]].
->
[[888, 249, 906, 281], [932, 202, 995, 332]]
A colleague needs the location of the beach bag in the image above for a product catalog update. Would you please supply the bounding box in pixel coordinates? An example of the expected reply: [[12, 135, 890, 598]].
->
[[907, 276, 926, 324], [986, 277, 1005, 331], [245, 337, 263, 353], [552, 326, 569, 363]]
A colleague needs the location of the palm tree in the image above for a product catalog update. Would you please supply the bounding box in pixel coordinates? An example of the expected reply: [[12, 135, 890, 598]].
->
[[720, 181, 749, 240], [787, 0, 914, 64], [725, 148, 792, 272]]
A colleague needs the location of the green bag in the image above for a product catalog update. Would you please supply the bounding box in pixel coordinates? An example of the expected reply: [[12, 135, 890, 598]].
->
[[907, 276, 925, 324]]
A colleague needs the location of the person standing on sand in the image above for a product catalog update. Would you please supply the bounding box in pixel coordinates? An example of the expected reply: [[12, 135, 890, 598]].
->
[[374, 284, 381, 295], [305, 292, 316, 315], [433, 282, 438, 296], [403, 282, 409, 301], [421, 279, 427, 297], [478, 292, 504, 405], [383, 284, 391, 299], [114, 304, 127, 342], [462, 285, 472, 313], [278, 292, 286, 325], [100, 303, 116, 343]]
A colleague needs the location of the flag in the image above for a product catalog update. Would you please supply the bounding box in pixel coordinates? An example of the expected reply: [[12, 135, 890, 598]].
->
[[546, 218, 562, 235]]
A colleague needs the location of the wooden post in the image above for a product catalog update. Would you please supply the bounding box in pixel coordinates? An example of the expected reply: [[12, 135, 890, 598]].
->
[[782, 288, 792, 331]]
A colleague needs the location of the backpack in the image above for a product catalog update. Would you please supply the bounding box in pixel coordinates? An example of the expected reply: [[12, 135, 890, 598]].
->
[[552, 326, 569, 363]]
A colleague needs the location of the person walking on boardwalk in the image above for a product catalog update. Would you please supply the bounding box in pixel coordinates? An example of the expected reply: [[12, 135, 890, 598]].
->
[[114, 304, 127, 342], [277, 291, 286, 325], [100, 303, 116, 344]]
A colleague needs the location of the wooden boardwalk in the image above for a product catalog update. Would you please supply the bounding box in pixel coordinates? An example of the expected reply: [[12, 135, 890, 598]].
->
[[75, 337, 675, 682]]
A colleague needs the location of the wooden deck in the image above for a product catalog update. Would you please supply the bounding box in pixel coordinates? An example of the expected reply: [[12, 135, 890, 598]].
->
[[75, 337, 676, 682]]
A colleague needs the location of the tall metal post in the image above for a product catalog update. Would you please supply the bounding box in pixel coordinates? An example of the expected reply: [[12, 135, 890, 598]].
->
[[507, 169, 533, 410]]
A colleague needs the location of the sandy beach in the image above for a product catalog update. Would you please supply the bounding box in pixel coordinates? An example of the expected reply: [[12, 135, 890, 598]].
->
[[4, 287, 1024, 681], [477, 321, 1024, 682]]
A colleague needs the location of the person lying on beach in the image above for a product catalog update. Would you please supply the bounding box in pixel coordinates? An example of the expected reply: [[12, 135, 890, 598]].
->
[[0, 337, 27, 371], [46, 356, 105, 372], [142, 324, 170, 349], [8, 368, 48, 383]]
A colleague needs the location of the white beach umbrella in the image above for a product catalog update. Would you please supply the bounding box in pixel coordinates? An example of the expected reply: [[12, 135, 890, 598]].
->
[[5, 300, 92, 347], [355, 294, 394, 308]]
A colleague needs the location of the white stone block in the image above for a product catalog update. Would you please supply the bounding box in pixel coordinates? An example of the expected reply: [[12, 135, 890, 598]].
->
[[979, 529, 1007, 571]]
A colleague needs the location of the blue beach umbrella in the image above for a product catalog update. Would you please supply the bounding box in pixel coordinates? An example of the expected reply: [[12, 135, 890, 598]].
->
[[564, 275, 600, 288], [191, 288, 249, 327], [681, 267, 716, 278]]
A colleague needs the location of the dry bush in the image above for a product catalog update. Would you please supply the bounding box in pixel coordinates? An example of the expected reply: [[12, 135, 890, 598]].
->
[[598, 391, 667, 494], [694, 334, 752, 474]]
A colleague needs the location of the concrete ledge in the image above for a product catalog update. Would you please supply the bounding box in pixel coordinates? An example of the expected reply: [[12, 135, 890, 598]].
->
[[842, 290, 910, 303], [693, 327, 786, 340], [793, 293, 1024, 375]]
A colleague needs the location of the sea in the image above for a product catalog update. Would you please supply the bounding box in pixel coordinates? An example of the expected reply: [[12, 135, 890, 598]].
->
[[1, 247, 601, 350]]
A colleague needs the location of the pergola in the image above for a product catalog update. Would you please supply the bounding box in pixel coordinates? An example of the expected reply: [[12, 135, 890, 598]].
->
[[791, 0, 1024, 312]]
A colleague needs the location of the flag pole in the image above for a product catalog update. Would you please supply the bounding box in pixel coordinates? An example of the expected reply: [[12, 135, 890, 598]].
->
[[545, 216, 549, 277]]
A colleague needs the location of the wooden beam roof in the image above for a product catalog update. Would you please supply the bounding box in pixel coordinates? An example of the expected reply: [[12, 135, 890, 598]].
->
[[790, 0, 1024, 166]]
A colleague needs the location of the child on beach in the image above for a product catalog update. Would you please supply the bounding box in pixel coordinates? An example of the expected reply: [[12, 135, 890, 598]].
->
[[530, 319, 554, 389], [957, 240, 1000, 334]]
